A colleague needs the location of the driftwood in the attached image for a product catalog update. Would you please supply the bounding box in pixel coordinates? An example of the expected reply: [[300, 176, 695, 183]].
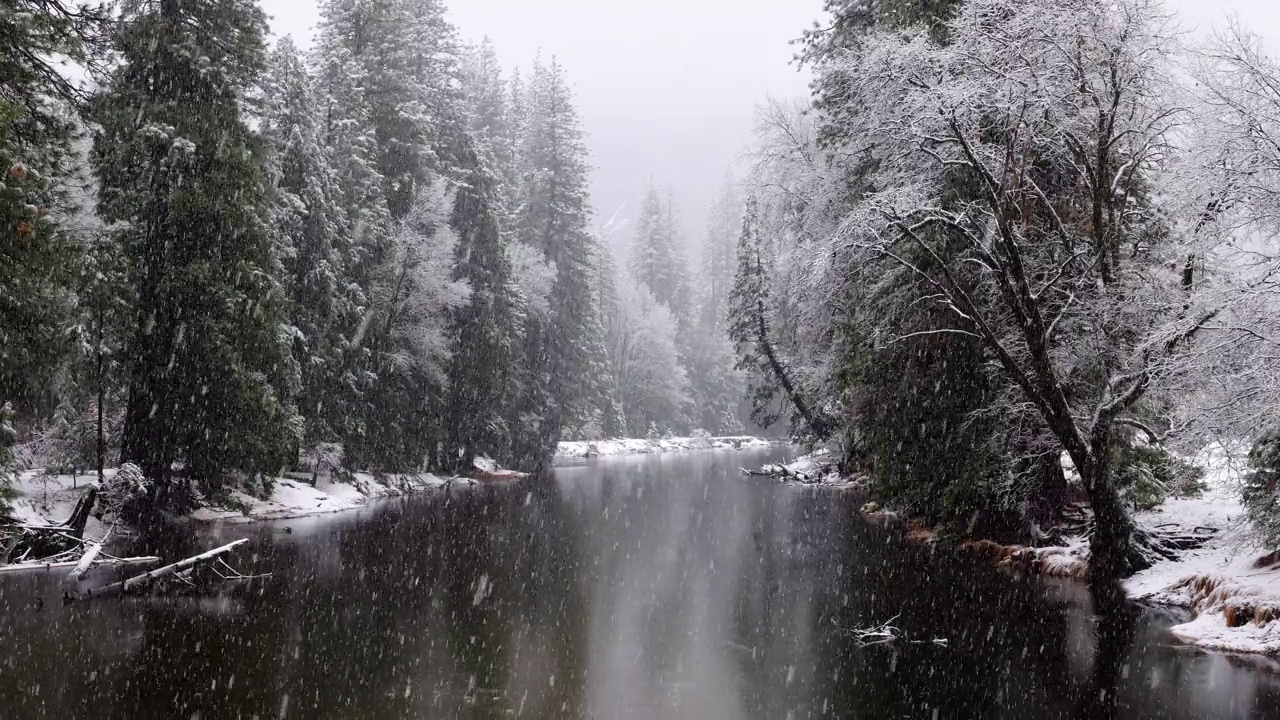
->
[[64, 529, 112, 591], [91, 539, 251, 598]]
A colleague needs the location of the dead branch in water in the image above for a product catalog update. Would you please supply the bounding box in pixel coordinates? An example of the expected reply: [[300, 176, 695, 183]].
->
[[86, 539, 263, 599], [836, 614, 950, 648]]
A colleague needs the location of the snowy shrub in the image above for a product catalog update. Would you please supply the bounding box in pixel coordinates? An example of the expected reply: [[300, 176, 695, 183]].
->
[[1243, 429, 1280, 548], [96, 462, 152, 525], [301, 442, 345, 478]]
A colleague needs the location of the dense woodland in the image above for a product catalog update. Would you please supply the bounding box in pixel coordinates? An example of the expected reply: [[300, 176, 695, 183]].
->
[[7, 0, 1280, 578], [1, 0, 749, 513]]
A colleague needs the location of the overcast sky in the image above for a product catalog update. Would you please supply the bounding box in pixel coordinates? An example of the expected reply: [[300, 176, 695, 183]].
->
[[260, 0, 1280, 244]]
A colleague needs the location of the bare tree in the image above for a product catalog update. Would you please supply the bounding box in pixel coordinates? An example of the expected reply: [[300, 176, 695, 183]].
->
[[835, 0, 1219, 577]]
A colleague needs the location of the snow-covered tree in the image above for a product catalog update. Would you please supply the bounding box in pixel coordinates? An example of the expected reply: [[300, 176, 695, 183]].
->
[[350, 176, 470, 468], [613, 282, 690, 434], [628, 180, 692, 325], [1, 0, 109, 448], [93, 0, 300, 505], [261, 36, 361, 453], [698, 174, 742, 336], [506, 56, 610, 466], [824, 0, 1205, 576]]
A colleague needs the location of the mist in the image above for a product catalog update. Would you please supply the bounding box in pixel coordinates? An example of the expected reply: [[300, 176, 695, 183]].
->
[[259, 0, 820, 245]]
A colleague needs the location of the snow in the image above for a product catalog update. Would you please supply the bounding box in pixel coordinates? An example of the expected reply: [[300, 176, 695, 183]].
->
[[7, 470, 117, 537], [754, 451, 858, 487], [555, 435, 774, 460], [7, 468, 469, 527], [190, 473, 462, 524], [1125, 446, 1280, 655]]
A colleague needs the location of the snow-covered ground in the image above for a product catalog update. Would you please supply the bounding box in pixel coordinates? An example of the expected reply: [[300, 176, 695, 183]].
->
[[189, 472, 469, 523], [7, 470, 118, 537], [1126, 447, 1280, 655], [555, 435, 774, 460], [6, 468, 474, 528]]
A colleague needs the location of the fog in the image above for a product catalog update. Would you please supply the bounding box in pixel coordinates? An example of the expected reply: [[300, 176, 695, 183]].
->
[[260, 0, 820, 245], [257, 0, 1277, 247]]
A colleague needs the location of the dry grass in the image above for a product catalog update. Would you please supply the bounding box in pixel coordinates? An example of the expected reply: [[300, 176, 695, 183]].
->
[[1174, 575, 1280, 628]]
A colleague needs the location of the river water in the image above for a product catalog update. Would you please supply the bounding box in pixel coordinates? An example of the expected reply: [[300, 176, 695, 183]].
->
[[1, 448, 1278, 719]]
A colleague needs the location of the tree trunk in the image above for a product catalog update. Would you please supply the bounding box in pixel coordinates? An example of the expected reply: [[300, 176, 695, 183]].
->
[[95, 307, 105, 485], [1085, 458, 1147, 581], [1028, 452, 1067, 526]]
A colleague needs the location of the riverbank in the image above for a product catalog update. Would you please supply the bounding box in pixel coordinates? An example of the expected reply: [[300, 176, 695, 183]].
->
[[756, 447, 1280, 655], [555, 435, 775, 461], [5, 467, 478, 530], [1124, 450, 1280, 655]]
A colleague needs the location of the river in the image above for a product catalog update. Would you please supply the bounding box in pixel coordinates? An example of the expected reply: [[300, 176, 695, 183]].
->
[[1, 448, 1278, 718]]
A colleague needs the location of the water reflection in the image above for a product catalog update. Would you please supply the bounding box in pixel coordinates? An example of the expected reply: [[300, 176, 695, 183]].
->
[[1, 448, 1279, 718]]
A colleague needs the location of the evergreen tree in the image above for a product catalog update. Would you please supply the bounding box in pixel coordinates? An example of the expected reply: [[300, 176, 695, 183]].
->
[[628, 180, 692, 323], [729, 196, 832, 439], [93, 0, 299, 506], [507, 57, 608, 466], [592, 232, 627, 439], [261, 36, 360, 457], [441, 59, 520, 467], [1, 0, 109, 448], [698, 174, 742, 336]]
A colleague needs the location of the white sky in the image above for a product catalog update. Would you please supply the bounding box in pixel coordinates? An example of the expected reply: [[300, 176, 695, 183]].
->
[[259, 0, 1280, 241]]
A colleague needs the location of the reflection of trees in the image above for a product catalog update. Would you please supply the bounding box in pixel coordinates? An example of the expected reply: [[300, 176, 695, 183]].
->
[[9, 453, 1280, 718], [729, 486, 1086, 719]]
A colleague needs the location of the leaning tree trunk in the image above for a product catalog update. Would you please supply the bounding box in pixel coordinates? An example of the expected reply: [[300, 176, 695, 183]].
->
[[1085, 458, 1149, 581]]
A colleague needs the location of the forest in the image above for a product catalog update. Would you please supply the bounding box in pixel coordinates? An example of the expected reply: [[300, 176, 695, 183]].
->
[[5, 0, 1280, 586], [2, 0, 750, 515]]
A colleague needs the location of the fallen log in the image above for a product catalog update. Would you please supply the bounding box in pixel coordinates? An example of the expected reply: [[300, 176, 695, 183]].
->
[[64, 530, 112, 592], [92, 539, 249, 598], [0, 555, 159, 575]]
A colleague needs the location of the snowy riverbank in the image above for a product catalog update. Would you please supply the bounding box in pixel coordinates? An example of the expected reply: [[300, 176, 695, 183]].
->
[[1124, 448, 1280, 655], [6, 468, 476, 529], [555, 435, 776, 461], [756, 447, 1280, 655]]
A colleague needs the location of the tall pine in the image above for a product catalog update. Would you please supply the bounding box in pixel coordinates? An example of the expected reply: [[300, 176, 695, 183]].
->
[[261, 36, 360, 456], [508, 57, 609, 465], [93, 0, 298, 505]]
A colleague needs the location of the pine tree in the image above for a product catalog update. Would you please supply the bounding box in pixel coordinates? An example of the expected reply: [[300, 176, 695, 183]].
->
[[1, 0, 109, 445], [312, 0, 477, 472], [628, 180, 692, 324], [93, 0, 299, 506], [261, 36, 360, 456], [507, 57, 608, 465], [729, 196, 831, 439], [440, 56, 521, 468], [592, 233, 627, 438], [698, 174, 742, 336]]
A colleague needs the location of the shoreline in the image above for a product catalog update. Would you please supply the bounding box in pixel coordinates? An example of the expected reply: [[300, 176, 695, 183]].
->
[[757, 448, 1280, 656], [555, 435, 778, 461], [5, 469, 481, 532]]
